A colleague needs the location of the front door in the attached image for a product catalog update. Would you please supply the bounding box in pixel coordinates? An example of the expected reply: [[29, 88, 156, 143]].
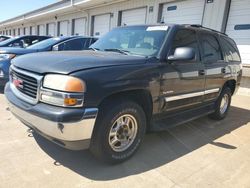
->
[[160, 29, 205, 112]]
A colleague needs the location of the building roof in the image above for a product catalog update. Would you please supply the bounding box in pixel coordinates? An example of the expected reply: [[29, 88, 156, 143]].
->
[[0, 0, 116, 28]]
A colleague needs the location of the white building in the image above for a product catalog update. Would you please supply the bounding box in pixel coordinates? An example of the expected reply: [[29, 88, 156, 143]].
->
[[0, 0, 249, 75]]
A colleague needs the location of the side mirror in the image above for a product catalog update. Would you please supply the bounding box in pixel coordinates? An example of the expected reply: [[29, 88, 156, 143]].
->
[[52, 45, 59, 51], [168, 47, 195, 61]]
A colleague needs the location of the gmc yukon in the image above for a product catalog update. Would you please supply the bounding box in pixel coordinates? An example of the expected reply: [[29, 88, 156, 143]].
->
[[5, 24, 242, 163]]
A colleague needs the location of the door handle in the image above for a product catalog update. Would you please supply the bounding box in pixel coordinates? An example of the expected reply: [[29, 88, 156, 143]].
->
[[221, 68, 226, 74], [199, 70, 205, 76]]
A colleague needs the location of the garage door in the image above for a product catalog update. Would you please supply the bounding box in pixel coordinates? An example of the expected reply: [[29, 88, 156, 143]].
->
[[20, 28, 24, 36], [93, 14, 111, 37], [47, 23, 56, 36], [74, 18, 86, 36], [31, 26, 36, 35], [59, 21, 69, 36], [161, 0, 205, 24], [225, 0, 250, 65], [25, 27, 30, 35], [120, 7, 147, 26], [38, 25, 45, 35]]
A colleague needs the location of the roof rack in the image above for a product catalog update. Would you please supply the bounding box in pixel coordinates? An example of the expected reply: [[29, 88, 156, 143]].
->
[[189, 24, 228, 36]]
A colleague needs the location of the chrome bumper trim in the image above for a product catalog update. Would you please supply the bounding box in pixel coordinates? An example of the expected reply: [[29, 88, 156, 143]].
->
[[9, 102, 98, 141]]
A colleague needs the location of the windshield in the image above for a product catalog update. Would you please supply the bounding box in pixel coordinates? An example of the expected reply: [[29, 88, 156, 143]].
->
[[90, 26, 169, 57], [27, 38, 62, 50]]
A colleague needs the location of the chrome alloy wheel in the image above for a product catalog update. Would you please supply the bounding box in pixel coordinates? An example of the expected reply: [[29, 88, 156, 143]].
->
[[108, 114, 138, 152], [220, 94, 229, 114]]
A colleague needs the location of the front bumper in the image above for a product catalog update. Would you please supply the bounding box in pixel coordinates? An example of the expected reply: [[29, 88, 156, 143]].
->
[[5, 83, 98, 150]]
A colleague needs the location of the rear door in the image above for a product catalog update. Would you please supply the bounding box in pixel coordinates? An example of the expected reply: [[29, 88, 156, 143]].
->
[[198, 32, 227, 102], [160, 29, 205, 112]]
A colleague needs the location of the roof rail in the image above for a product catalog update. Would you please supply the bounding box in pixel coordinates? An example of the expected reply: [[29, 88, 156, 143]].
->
[[189, 24, 228, 36]]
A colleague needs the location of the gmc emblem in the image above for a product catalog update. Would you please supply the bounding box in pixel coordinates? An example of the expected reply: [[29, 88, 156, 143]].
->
[[13, 77, 24, 89]]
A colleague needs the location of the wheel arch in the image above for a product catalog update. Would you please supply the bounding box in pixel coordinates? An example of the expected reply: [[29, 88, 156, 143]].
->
[[98, 89, 153, 130], [223, 79, 237, 95]]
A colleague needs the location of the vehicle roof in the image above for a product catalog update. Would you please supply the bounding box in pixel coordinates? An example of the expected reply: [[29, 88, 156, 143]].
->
[[118, 24, 228, 36]]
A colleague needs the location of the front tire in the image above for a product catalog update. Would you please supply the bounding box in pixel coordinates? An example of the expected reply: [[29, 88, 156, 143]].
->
[[90, 100, 146, 164], [209, 87, 232, 120]]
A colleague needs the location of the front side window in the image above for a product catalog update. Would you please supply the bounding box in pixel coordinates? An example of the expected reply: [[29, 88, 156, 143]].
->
[[59, 39, 85, 51], [91, 26, 169, 57], [170, 29, 199, 61], [200, 33, 222, 63], [220, 37, 241, 62]]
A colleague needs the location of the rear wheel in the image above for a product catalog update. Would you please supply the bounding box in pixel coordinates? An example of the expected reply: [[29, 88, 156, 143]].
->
[[90, 100, 146, 164], [209, 87, 232, 120]]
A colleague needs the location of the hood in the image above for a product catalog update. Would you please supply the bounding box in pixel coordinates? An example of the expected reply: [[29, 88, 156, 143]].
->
[[12, 51, 147, 74], [0, 47, 38, 55]]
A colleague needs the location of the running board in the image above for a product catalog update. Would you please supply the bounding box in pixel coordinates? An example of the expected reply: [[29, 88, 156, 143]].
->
[[151, 104, 215, 131]]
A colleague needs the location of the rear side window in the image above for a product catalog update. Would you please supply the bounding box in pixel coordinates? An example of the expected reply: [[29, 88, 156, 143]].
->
[[220, 37, 241, 62], [170, 29, 200, 61], [200, 34, 222, 62]]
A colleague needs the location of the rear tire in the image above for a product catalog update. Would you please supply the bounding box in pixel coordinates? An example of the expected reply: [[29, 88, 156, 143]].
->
[[209, 87, 232, 120], [90, 99, 146, 164]]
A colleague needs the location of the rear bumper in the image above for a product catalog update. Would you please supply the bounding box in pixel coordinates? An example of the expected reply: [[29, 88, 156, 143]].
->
[[5, 83, 98, 150]]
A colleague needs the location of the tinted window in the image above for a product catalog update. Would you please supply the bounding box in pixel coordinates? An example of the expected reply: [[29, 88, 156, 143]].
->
[[220, 37, 241, 62], [200, 34, 222, 62], [171, 29, 199, 61], [59, 38, 84, 51]]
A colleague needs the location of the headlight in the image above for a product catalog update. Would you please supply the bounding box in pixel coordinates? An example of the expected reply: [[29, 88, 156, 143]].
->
[[40, 74, 86, 107], [0, 54, 16, 61]]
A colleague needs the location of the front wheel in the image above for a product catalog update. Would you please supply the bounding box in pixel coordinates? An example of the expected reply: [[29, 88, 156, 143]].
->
[[209, 87, 232, 120], [90, 100, 146, 164]]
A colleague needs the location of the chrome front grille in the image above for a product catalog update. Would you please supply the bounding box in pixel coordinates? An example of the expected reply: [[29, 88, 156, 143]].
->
[[10, 65, 43, 104], [11, 69, 38, 99]]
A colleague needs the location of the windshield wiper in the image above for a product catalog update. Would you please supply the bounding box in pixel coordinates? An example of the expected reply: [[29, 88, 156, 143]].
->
[[88, 47, 100, 51], [104, 48, 130, 55]]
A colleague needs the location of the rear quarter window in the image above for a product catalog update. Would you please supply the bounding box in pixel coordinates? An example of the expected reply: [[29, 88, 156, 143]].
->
[[220, 37, 241, 62], [199, 33, 223, 63]]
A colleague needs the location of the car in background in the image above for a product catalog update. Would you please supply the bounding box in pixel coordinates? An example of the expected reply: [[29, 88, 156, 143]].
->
[[0, 36, 97, 87], [0, 35, 50, 48], [0, 35, 12, 42]]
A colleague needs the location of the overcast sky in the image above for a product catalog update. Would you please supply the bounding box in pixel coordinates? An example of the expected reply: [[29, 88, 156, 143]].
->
[[0, 0, 57, 22]]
